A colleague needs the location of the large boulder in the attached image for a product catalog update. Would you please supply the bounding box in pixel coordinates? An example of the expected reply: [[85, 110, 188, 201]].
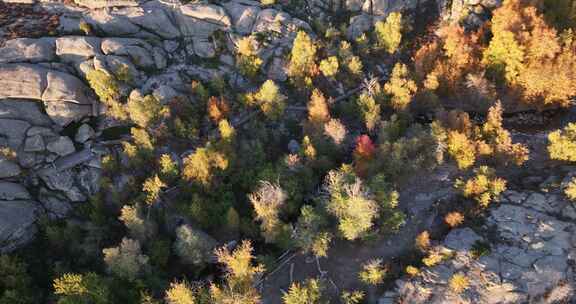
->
[[0, 200, 38, 253], [55, 36, 102, 63], [180, 3, 232, 28], [0, 182, 31, 201], [101, 38, 155, 69], [0, 64, 94, 126], [73, 0, 141, 9], [0, 158, 21, 179], [223, 1, 261, 34], [0, 38, 56, 64]]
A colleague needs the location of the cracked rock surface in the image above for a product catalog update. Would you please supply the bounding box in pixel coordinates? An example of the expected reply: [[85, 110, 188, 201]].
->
[[390, 178, 576, 303]]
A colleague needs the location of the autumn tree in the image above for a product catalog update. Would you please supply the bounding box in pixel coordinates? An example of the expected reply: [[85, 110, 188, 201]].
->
[[102, 238, 149, 281], [119, 204, 155, 242], [449, 273, 470, 294], [288, 31, 318, 86], [207, 96, 230, 123], [210, 240, 264, 304], [356, 92, 381, 131], [375, 12, 403, 54], [143, 175, 166, 210], [294, 205, 332, 257], [249, 181, 288, 243], [174, 225, 217, 266], [236, 36, 263, 79], [323, 167, 379, 240], [53, 272, 110, 304], [324, 119, 347, 146], [182, 144, 229, 186], [444, 211, 465, 228], [282, 279, 324, 304], [384, 63, 417, 111], [307, 89, 331, 125], [165, 281, 196, 304], [248, 80, 287, 120]]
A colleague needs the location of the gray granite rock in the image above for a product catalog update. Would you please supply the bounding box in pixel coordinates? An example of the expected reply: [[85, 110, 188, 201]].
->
[[47, 136, 76, 156], [0, 182, 31, 200], [0, 38, 56, 64]]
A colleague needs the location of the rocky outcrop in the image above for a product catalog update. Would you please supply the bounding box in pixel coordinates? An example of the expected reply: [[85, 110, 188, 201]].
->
[[389, 183, 576, 303], [0, 0, 307, 254]]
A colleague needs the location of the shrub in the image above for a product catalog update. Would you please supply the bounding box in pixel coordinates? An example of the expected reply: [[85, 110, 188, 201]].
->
[[384, 63, 417, 111], [564, 177, 576, 201], [131, 127, 154, 154], [422, 253, 442, 267], [126, 94, 167, 128], [455, 166, 507, 207], [102, 238, 149, 281], [319, 56, 339, 77], [375, 12, 403, 54], [448, 273, 470, 294], [341, 290, 365, 304], [444, 211, 465, 228], [548, 123, 576, 161], [405, 265, 420, 276], [358, 259, 387, 285], [446, 130, 476, 170], [86, 70, 126, 120], [282, 279, 323, 304]]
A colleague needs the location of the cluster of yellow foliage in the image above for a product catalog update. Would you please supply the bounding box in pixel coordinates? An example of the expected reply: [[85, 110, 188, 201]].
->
[[548, 123, 576, 161], [288, 31, 318, 86], [414, 0, 576, 107], [436, 102, 529, 169], [236, 36, 263, 79], [182, 145, 229, 186], [455, 166, 507, 207], [358, 259, 387, 286], [444, 211, 465, 228], [449, 273, 470, 294]]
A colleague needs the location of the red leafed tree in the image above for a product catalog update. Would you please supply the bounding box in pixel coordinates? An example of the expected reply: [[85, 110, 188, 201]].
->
[[354, 135, 376, 177], [354, 135, 376, 159]]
